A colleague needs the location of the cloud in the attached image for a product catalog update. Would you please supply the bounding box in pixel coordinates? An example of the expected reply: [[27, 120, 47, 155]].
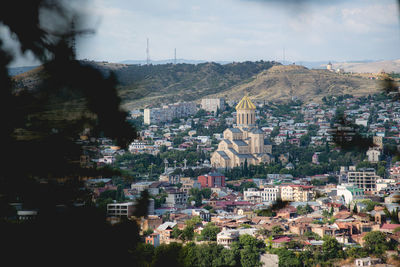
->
[[10, 0, 400, 66]]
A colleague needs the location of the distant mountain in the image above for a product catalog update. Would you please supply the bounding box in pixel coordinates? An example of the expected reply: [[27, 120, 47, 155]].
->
[[279, 60, 378, 70], [119, 59, 232, 65], [8, 65, 38, 76], [321, 59, 400, 73]]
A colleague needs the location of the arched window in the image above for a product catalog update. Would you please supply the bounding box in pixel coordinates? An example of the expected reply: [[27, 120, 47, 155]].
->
[[247, 114, 249, 124]]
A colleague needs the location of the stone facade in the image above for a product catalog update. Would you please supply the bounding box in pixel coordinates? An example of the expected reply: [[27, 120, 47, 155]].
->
[[211, 96, 273, 168]]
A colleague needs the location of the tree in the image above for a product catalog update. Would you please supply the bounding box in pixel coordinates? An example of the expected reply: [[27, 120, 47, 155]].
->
[[171, 226, 183, 239], [271, 225, 283, 235], [240, 245, 261, 267], [322, 236, 343, 260], [181, 225, 194, 241], [345, 247, 368, 259], [200, 188, 212, 199], [201, 223, 221, 241], [238, 235, 264, 267], [151, 243, 183, 267], [255, 228, 271, 238], [276, 248, 301, 267], [296, 204, 313, 215], [363, 231, 389, 256], [377, 166, 386, 177], [159, 145, 168, 153]]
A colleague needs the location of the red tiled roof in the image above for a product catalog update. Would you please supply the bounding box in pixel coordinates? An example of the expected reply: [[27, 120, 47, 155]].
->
[[381, 223, 400, 230], [272, 236, 291, 243]]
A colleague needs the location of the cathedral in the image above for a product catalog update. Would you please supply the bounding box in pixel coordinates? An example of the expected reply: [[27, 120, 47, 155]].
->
[[211, 95, 273, 169]]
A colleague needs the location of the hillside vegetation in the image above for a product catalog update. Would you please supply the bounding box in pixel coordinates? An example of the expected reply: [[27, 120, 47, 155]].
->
[[114, 61, 278, 109], [13, 61, 383, 111], [210, 65, 380, 103]]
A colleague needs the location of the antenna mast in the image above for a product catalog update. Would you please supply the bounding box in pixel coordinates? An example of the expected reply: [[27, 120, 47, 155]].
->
[[283, 47, 285, 65], [146, 38, 150, 65], [174, 48, 176, 65]]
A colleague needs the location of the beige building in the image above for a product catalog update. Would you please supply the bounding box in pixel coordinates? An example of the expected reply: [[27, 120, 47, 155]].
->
[[280, 185, 314, 202], [211, 96, 273, 168], [347, 168, 379, 192]]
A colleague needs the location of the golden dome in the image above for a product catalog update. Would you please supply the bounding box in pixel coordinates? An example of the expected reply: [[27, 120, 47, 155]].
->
[[235, 95, 256, 110]]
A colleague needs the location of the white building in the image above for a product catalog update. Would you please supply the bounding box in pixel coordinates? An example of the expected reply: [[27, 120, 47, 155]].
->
[[107, 202, 135, 217], [366, 148, 381, 163], [144, 102, 197, 125], [243, 187, 280, 203], [336, 184, 364, 204], [355, 118, 368, 127], [217, 228, 257, 247], [201, 98, 225, 113], [107, 200, 155, 217]]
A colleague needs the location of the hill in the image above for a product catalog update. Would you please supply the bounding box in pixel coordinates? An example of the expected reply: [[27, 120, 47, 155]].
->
[[322, 59, 400, 73], [208, 65, 381, 103], [115, 61, 278, 109], [13, 61, 384, 111]]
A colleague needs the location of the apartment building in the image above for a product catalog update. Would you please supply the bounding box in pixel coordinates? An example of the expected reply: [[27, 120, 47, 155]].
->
[[197, 172, 226, 188], [107, 202, 135, 217], [243, 187, 280, 203], [280, 185, 314, 202], [165, 190, 188, 207], [201, 98, 225, 113], [347, 168, 379, 192], [144, 102, 197, 125]]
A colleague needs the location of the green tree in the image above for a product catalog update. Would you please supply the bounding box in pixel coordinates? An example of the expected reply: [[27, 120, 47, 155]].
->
[[345, 247, 368, 259], [363, 231, 389, 256], [271, 225, 283, 236], [296, 204, 313, 215], [171, 226, 183, 239], [276, 248, 301, 267], [377, 166, 386, 177], [151, 243, 183, 267], [322, 236, 343, 260], [181, 225, 194, 241], [240, 245, 261, 267], [201, 223, 221, 241], [200, 188, 212, 199]]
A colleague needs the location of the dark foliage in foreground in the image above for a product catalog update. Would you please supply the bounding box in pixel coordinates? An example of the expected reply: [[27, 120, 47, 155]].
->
[[0, 1, 144, 265]]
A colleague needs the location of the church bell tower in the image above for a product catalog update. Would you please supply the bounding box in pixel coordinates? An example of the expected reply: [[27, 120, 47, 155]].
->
[[236, 95, 256, 128]]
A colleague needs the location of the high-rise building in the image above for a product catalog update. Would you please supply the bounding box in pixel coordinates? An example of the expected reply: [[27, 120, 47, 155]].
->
[[144, 101, 197, 125], [201, 98, 225, 113]]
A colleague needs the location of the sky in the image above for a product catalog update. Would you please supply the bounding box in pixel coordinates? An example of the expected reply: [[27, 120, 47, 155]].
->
[[6, 0, 400, 66]]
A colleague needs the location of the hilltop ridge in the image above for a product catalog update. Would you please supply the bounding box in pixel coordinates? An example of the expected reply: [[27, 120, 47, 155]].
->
[[12, 61, 383, 110]]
